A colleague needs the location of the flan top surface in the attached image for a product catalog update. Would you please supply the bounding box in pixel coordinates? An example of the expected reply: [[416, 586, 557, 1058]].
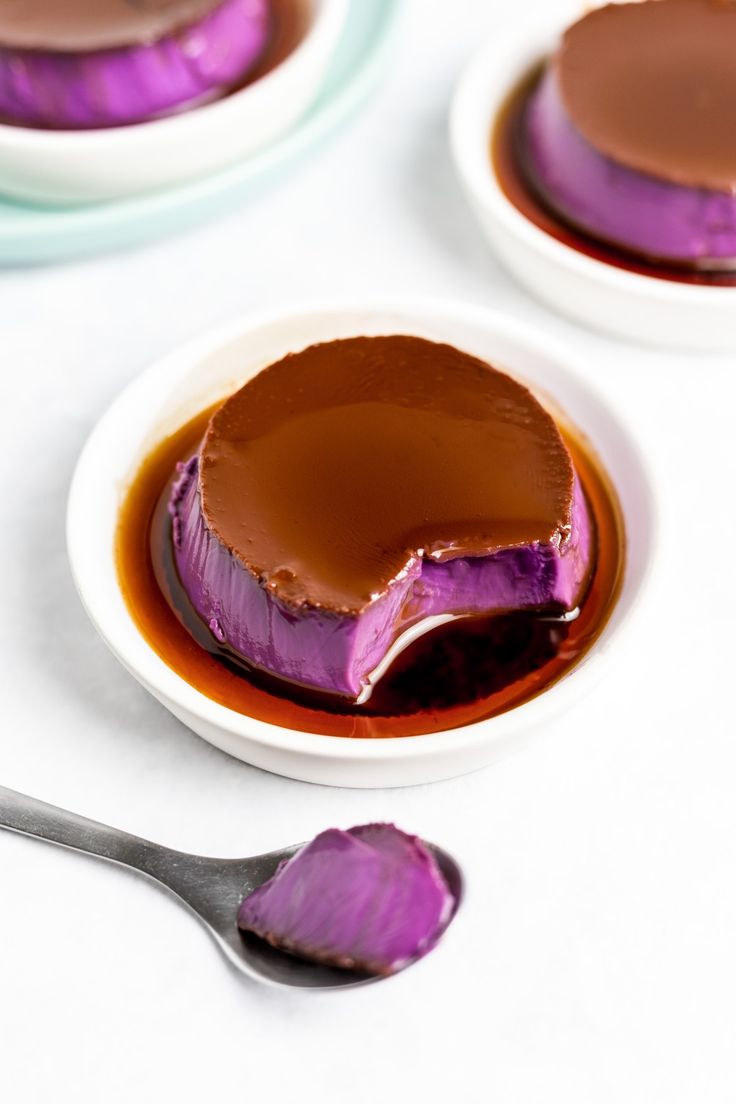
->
[[557, 0, 736, 191], [0, 0, 225, 51], [199, 336, 575, 614]]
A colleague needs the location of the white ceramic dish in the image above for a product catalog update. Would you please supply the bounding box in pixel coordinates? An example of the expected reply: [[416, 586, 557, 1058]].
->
[[0, 0, 348, 205], [450, 8, 736, 352], [67, 301, 656, 788]]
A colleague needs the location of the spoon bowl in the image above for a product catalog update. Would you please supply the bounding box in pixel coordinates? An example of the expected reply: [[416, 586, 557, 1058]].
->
[[0, 785, 462, 990]]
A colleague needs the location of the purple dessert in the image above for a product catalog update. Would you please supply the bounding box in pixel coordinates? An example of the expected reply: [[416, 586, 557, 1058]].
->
[[523, 0, 736, 268], [0, 0, 271, 129], [238, 823, 457, 975], [167, 336, 595, 701], [171, 456, 593, 700]]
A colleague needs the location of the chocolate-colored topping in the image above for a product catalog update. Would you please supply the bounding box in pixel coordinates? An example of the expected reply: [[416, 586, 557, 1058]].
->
[[558, 0, 736, 191], [0, 0, 225, 51], [200, 336, 575, 614]]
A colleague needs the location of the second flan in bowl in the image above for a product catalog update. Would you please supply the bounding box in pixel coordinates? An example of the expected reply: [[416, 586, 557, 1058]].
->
[[451, 0, 736, 349]]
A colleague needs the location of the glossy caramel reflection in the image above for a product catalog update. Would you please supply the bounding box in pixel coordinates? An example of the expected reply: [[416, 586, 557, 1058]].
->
[[201, 336, 575, 613], [559, 0, 736, 191], [0, 0, 225, 50]]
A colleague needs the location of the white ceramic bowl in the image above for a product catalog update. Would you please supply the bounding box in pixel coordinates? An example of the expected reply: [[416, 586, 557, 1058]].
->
[[0, 0, 348, 205], [450, 8, 736, 352], [67, 301, 656, 788]]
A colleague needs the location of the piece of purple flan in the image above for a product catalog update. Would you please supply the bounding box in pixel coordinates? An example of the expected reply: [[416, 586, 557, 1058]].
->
[[238, 823, 456, 975]]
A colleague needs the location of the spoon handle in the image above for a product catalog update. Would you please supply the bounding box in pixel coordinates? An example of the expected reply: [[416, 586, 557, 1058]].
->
[[0, 784, 166, 880]]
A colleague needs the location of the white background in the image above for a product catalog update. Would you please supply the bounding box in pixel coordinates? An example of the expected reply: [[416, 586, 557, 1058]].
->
[[1, 1, 735, 1101]]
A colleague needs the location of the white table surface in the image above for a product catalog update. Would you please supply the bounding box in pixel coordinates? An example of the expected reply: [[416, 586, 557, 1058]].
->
[[1, 2, 735, 1101]]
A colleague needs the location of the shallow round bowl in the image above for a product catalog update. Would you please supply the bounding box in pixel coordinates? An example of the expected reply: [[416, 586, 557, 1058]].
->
[[67, 300, 656, 787], [450, 9, 736, 351], [0, 0, 348, 204]]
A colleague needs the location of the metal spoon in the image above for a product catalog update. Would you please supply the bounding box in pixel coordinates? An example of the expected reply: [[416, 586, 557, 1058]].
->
[[0, 785, 463, 990]]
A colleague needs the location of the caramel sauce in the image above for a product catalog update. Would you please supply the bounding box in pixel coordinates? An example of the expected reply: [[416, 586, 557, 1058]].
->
[[115, 396, 624, 740], [0, 0, 307, 55], [201, 336, 577, 613], [0, 0, 226, 51], [237, 0, 309, 89], [558, 0, 736, 192], [492, 66, 736, 289]]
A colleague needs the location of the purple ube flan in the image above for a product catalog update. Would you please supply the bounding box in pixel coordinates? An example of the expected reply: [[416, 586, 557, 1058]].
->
[[237, 823, 457, 975], [523, 0, 736, 268], [0, 0, 271, 129], [166, 336, 595, 702]]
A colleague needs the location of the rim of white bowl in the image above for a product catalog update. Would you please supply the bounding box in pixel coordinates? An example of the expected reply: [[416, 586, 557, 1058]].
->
[[0, 0, 348, 151], [67, 299, 658, 766], [449, 15, 736, 306]]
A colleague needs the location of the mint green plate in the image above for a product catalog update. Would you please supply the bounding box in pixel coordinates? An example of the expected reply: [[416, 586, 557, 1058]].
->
[[0, 0, 399, 266]]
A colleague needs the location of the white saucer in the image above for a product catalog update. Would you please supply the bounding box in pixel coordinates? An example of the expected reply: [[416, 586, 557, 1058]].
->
[[0, 0, 347, 204], [450, 10, 736, 352], [67, 301, 656, 788]]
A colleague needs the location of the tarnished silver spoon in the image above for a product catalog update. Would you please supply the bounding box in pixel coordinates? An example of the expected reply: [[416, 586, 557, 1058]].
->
[[0, 785, 463, 990]]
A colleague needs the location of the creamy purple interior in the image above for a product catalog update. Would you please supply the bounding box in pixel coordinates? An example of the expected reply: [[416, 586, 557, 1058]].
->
[[237, 823, 456, 975], [168, 451, 594, 700], [525, 66, 736, 267], [0, 0, 270, 129]]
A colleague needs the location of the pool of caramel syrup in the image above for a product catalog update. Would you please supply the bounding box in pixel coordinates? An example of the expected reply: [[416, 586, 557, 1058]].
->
[[493, 66, 736, 288], [115, 400, 624, 739], [238, 0, 309, 90]]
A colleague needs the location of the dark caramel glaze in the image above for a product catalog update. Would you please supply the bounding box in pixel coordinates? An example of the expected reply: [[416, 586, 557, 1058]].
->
[[0, 0, 233, 51], [200, 336, 575, 614], [559, 0, 736, 192]]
